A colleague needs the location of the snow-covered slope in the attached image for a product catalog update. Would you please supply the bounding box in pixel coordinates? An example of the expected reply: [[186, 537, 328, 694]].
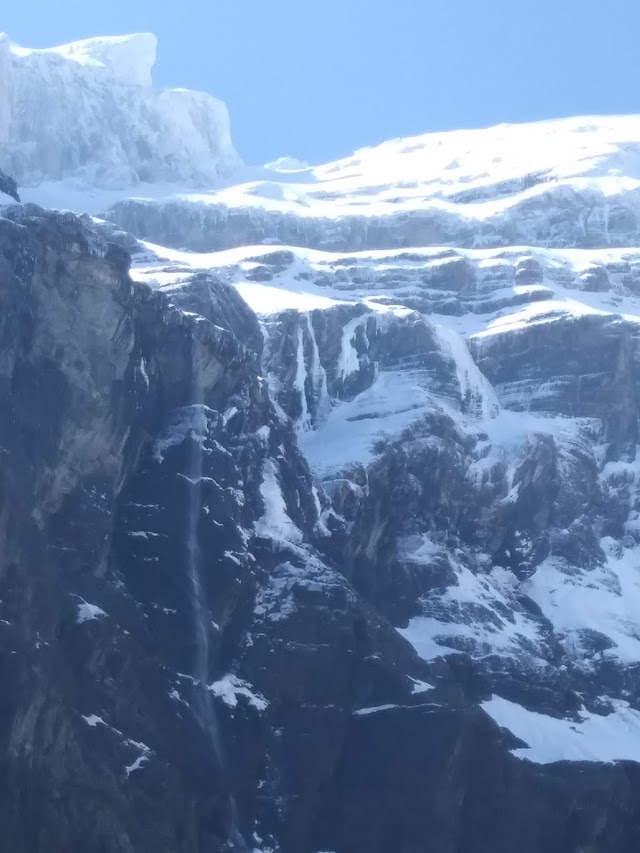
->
[[0, 32, 240, 188], [295, 115, 640, 209], [97, 114, 640, 252]]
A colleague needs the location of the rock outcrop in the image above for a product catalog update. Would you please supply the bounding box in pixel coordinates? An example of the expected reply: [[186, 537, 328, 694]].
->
[[0, 166, 19, 200]]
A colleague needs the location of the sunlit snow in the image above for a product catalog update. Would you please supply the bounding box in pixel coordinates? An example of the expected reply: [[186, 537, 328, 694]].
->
[[483, 695, 640, 763]]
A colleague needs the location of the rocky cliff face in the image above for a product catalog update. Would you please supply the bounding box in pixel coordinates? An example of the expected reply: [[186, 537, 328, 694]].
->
[[1, 193, 640, 852], [6, 38, 640, 852], [119, 115, 640, 849]]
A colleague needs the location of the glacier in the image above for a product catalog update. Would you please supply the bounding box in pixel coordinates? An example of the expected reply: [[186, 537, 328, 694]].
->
[[0, 32, 241, 188]]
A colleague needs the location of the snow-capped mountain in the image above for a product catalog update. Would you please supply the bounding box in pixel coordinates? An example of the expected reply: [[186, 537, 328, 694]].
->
[[4, 31, 640, 853]]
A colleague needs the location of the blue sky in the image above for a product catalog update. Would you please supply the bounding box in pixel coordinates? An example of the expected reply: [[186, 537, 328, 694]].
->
[[4, 0, 640, 165]]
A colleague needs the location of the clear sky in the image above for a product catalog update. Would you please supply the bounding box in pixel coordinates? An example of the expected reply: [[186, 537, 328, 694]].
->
[[4, 0, 640, 166]]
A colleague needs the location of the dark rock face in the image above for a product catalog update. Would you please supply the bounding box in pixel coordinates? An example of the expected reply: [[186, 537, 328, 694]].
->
[[6, 205, 640, 853], [0, 167, 19, 201]]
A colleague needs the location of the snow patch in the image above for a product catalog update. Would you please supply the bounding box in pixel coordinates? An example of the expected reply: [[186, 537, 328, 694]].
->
[[525, 540, 640, 665], [254, 459, 302, 543], [483, 694, 640, 763], [125, 754, 149, 776], [138, 357, 149, 387], [399, 563, 543, 663], [354, 704, 398, 716], [337, 314, 366, 381], [82, 714, 106, 728], [209, 675, 268, 712], [76, 599, 107, 624], [409, 677, 434, 694]]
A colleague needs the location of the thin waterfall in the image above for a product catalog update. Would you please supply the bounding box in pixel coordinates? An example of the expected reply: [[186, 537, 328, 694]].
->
[[186, 363, 247, 852], [185, 408, 223, 754]]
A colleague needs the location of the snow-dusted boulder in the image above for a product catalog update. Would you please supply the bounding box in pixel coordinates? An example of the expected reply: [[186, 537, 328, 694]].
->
[[0, 32, 241, 188]]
